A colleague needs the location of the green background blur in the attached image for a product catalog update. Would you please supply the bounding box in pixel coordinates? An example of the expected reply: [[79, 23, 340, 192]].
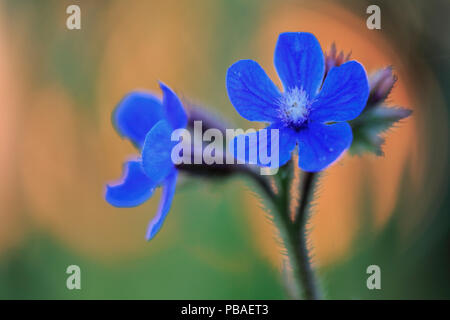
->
[[0, 0, 448, 299]]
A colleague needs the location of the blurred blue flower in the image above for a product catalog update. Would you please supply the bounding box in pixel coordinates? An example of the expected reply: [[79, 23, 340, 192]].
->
[[226, 32, 369, 172], [105, 82, 187, 240]]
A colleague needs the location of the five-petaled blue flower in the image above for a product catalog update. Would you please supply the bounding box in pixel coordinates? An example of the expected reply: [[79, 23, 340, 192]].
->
[[226, 32, 369, 172], [105, 82, 187, 240]]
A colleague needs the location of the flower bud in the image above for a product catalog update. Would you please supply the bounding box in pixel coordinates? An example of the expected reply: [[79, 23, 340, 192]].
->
[[185, 103, 231, 134], [174, 103, 243, 178], [368, 67, 397, 105], [324, 43, 351, 77]]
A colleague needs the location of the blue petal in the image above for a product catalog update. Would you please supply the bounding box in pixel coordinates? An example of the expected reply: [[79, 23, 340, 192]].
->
[[159, 82, 188, 130], [142, 120, 176, 185], [226, 60, 282, 122], [146, 170, 178, 240], [309, 61, 369, 122], [105, 160, 155, 207], [229, 123, 297, 168], [297, 122, 352, 172], [113, 91, 165, 149], [274, 32, 325, 97]]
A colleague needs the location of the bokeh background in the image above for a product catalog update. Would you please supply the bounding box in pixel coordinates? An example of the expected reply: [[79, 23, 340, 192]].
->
[[0, 0, 449, 299]]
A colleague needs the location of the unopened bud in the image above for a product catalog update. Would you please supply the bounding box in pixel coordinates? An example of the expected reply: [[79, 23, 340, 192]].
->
[[185, 103, 230, 134], [368, 67, 397, 105], [324, 43, 351, 77]]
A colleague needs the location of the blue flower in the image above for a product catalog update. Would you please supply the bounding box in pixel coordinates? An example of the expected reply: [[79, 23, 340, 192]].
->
[[226, 32, 369, 172], [105, 82, 187, 240]]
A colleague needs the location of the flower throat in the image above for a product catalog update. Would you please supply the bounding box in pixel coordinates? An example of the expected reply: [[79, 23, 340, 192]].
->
[[278, 87, 311, 129]]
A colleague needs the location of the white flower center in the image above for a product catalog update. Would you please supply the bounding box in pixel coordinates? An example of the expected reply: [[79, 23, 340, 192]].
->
[[278, 87, 310, 127]]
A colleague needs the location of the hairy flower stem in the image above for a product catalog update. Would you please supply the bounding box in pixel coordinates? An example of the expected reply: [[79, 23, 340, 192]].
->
[[181, 156, 320, 299], [274, 167, 320, 300], [293, 171, 320, 300], [241, 162, 317, 299], [236, 163, 320, 300]]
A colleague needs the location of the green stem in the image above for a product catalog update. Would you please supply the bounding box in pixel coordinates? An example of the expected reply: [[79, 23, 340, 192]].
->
[[276, 169, 320, 300], [293, 171, 320, 299], [242, 164, 320, 299]]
